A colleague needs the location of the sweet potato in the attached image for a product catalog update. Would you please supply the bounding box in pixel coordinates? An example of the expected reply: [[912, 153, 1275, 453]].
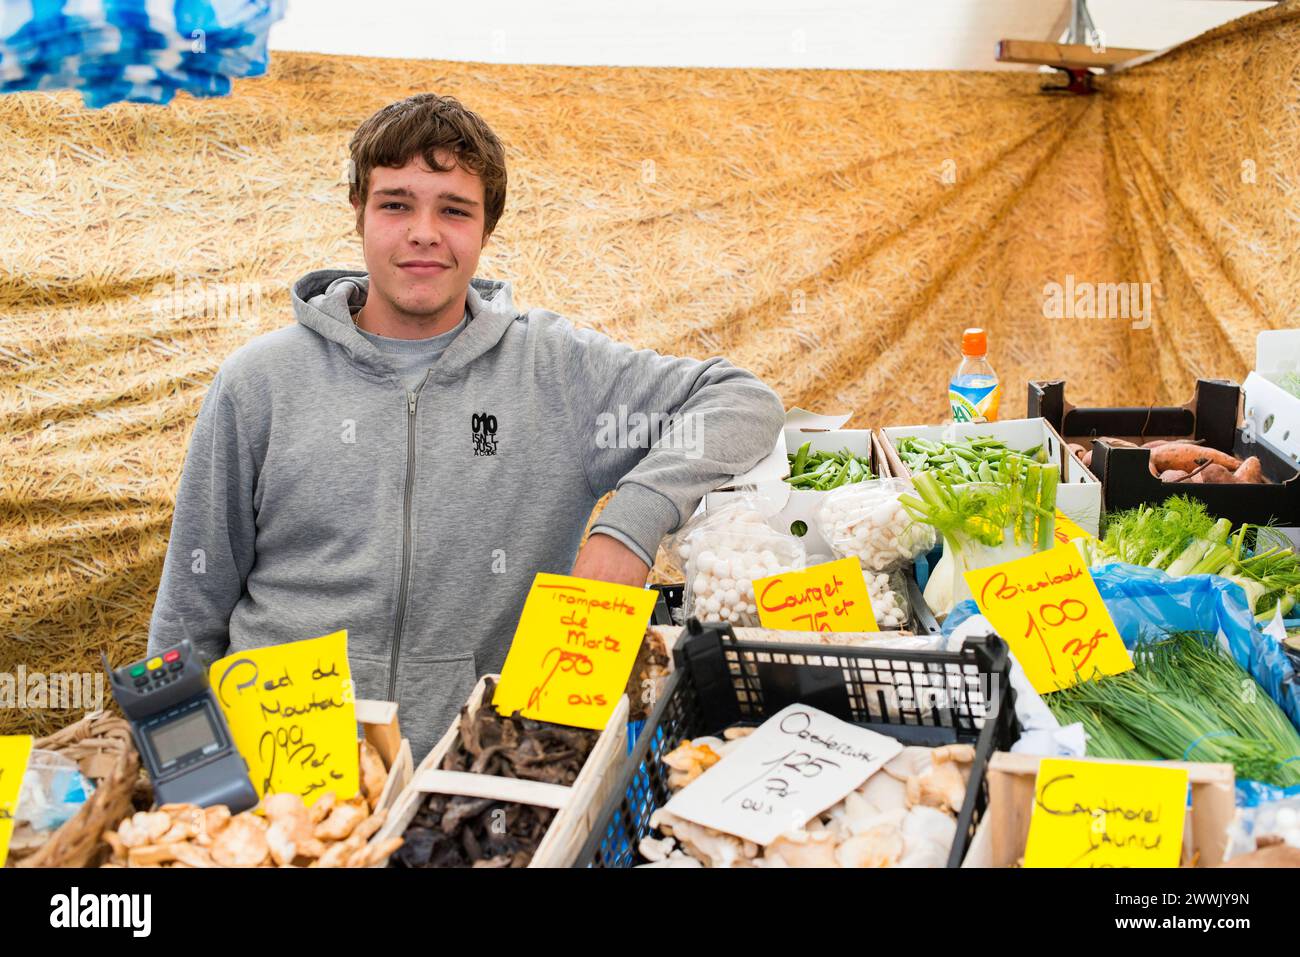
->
[[1099, 436, 1139, 448], [1191, 464, 1236, 484], [1150, 443, 1241, 474], [1160, 469, 1189, 482], [1234, 456, 1265, 483]]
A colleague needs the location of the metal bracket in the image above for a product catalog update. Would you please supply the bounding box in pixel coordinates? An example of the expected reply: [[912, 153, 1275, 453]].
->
[[1042, 0, 1101, 95], [1040, 66, 1096, 95]]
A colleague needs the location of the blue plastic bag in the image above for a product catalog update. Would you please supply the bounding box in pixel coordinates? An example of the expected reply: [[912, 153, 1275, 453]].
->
[[943, 562, 1300, 730]]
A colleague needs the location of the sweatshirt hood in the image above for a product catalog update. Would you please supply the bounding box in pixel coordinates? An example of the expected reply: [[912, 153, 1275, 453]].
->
[[291, 269, 520, 382]]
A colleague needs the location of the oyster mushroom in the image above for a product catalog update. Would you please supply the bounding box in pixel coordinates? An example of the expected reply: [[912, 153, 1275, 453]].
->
[[910, 760, 967, 814], [315, 802, 367, 841], [932, 743, 975, 765], [897, 839, 949, 868], [856, 767, 909, 814], [902, 805, 958, 851], [835, 825, 904, 867], [766, 829, 840, 868], [211, 815, 271, 867], [640, 854, 704, 868], [650, 809, 756, 867], [638, 835, 678, 863], [359, 740, 389, 810], [883, 747, 935, 782], [662, 740, 721, 789]]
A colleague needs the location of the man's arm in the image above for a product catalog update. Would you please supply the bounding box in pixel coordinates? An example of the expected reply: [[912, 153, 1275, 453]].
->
[[559, 321, 786, 577], [147, 366, 259, 662]]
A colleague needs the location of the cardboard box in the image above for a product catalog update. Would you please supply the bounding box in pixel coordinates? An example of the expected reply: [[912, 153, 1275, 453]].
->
[[880, 417, 1102, 537], [707, 408, 892, 555], [1030, 372, 1300, 527], [979, 752, 1235, 868]]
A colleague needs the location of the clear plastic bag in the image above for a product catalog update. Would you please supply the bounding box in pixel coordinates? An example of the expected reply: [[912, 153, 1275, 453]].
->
[[817, 479, 937, 575], [1225, 796, 1300, 860], [864, 567, 911, 630], [14, 748, 95, 832], [672, 497, 806, 627]]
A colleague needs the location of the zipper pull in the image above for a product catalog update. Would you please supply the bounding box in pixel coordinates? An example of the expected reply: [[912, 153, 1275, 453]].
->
[[407, 392, 417, 414]]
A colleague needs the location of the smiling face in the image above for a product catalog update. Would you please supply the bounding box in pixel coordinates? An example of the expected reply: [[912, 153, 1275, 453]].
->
[[351, 151, 491, 339]]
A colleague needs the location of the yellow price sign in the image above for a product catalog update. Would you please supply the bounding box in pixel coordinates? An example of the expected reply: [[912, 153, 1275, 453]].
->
[[1052, 509, 1094, 545], [0, 735, 33, 867], [1025, 758, 1188, 868], [493, 573, 657, 729], [754, 557, 879, 632], [210, 630, 358, 806], [964, 542, 1132, 693]]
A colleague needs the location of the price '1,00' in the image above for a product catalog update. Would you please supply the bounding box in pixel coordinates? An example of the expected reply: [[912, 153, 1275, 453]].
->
[[1023, 599, 1107, 677]]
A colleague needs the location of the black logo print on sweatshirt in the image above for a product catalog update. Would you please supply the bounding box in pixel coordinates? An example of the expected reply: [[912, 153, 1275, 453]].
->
[[471, 412, 498, 457]]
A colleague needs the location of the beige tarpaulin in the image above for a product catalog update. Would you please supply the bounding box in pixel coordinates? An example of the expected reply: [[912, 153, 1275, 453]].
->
[[1, 3, 1296, 735]]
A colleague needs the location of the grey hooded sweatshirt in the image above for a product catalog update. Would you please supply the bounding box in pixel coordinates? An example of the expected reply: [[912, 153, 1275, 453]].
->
[[147, 268, 785, 761]]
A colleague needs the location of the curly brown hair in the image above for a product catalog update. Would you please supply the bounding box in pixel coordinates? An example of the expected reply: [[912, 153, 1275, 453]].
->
[[347, 93, 507, 237]]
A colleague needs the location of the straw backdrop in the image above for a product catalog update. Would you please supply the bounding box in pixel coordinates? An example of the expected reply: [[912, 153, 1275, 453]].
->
[[2, 4, 1298, 734]]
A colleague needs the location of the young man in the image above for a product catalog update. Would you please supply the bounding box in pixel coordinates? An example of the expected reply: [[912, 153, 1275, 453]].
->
[[147, 93, 785, 760]]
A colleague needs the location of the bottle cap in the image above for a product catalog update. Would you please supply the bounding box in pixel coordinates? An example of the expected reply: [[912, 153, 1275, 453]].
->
[[961, 328, 987, 356]]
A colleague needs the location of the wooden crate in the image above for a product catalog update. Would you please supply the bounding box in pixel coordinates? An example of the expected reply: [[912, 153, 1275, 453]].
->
[[355, 698, 413, 817], [371, 675, 628, 868], [981, 751, 1236, 867]]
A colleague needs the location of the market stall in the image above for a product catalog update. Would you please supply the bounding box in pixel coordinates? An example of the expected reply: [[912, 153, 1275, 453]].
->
[[3, 0, 1300, 898], [9, 333, 1300, 873]]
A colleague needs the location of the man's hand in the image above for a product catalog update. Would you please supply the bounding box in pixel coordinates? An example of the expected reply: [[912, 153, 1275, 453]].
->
[[570, 532, 651, 588]]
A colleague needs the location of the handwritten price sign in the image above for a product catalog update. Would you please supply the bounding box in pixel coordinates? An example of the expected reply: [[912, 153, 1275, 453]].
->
[[1052, 509, 1095, 545], [0, 736, 33, 867], [663, 704, 903, 845], [492, 573, 657, 730], [754, 557, 878, 632], [1024, 758, 1188, 868], [964, 542, 1132, 694], [210, 630, 358, 806]]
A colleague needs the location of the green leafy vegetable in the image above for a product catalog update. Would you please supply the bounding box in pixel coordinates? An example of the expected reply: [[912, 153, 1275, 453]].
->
[[1088, 496, 1300, 618]]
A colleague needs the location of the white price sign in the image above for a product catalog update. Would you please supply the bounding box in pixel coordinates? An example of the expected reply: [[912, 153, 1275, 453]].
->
[[663, 704, 903, 845]]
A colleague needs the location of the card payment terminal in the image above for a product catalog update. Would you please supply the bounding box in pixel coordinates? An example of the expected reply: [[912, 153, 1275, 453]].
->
[[105, 640, 258, 812]]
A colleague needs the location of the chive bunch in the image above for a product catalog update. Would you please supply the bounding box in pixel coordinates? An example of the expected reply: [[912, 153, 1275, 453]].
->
[[1047, 631, 1300, 786]]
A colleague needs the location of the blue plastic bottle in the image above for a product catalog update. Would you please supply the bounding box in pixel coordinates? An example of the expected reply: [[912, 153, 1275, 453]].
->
[[949, 328, 1000, 423]]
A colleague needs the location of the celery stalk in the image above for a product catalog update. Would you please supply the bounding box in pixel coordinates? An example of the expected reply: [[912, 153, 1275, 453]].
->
[[1037, 465, 1059, 551]]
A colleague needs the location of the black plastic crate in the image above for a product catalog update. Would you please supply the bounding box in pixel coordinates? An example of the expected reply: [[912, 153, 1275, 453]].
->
[[651, 569, 940, 636], [576, 619, 1017, 868], [649, 583, 685, 626], [1029, 378, 1300, 525], [903, 572, 941, 636]]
